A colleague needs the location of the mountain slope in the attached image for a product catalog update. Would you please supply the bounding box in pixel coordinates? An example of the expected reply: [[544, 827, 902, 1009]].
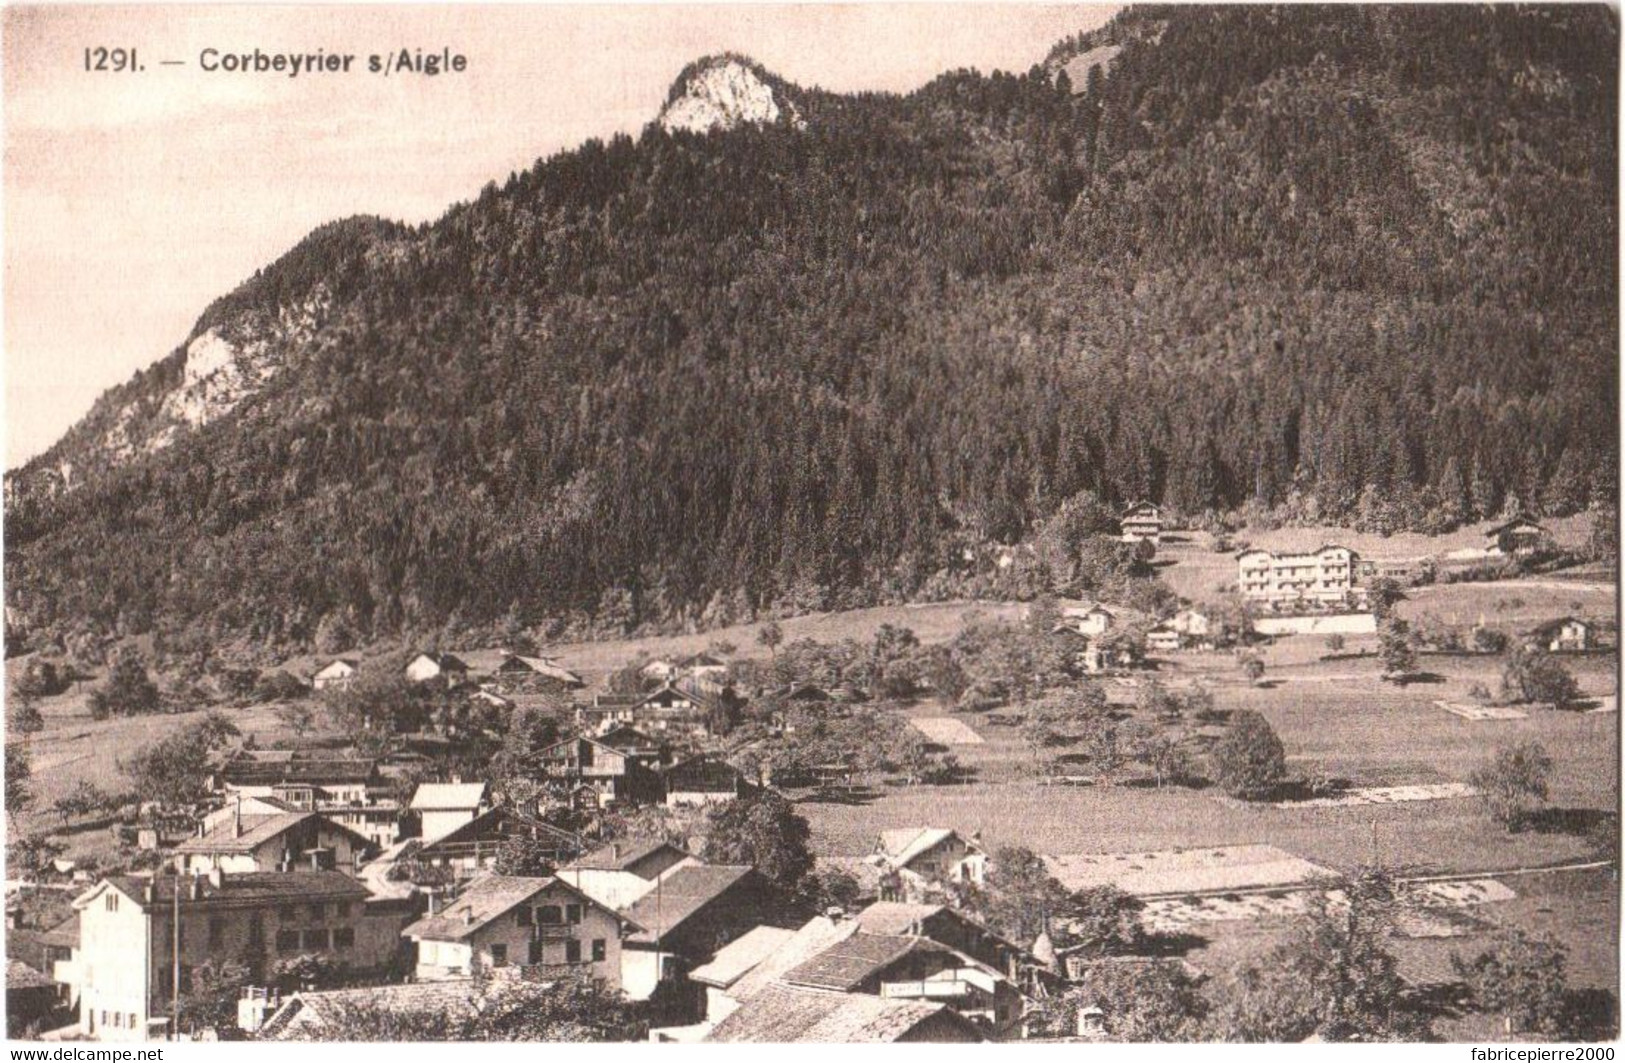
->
[[6, 6, 1617, 656]]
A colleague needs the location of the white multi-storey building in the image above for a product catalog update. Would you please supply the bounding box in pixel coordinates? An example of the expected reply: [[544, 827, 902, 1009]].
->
[[1236, 545, 1359, 605]]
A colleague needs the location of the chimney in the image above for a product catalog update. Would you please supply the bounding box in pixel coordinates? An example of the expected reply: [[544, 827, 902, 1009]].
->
[[233, 794, 243, 838], [462, 908, 474, 926], [427, 891, 443, 915], [143, 883, 155, 904], [190, 877, 204, 901]]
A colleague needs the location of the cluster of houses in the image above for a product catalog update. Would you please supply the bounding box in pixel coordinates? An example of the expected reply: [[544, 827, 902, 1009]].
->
[[34, 810, 1071, 1043]]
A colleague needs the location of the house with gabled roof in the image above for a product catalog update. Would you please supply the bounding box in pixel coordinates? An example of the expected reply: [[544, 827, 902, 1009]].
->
[[73, 870, 411, 1041], [1119, 501, 1163, 545], [537, 735, 664, 808], [1060, 604, 1116, 637], [663, 755, 752, 807], [311, 658, 358, 691], [488, 653, 585, 692], [871, 828, 987, 898], [413, 806, 583, 877], [403, 875, 630, 986], [1485, 516, 1549, 557], [616, 864, 783, 1002], [254, 979, 477, 1039], [410, 781, 491, 844], [172, 811, 376, 876], [404, 652, 470, 685]]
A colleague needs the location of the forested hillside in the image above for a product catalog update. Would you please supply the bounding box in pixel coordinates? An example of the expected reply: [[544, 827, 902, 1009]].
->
[[5, 5, 1617, 657]]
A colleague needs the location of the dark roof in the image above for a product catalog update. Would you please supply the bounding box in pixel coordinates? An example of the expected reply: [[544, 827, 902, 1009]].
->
[[707, 984, 978, 1043], [662, 755, 746, 791], [7, 960, 54, 991], [1485, 517, 1547, 537], [173, 811, 372, 855], [781, 932, 928, 991], [94, 871, 368, 912], [415, 806, 581, 857], [411, 651, 469, 671], [219, 751, 376, 786], [621, 865, 756, 943], [565, 838, 691, 874], [678, 653, 728, 668], [37, 916, 80, 950], [262, 980, 478, 1039]]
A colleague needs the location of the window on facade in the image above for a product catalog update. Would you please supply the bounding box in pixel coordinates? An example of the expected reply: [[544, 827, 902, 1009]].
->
[[303, 928, 331, 950], [537, 904, 563, 925], [333, 927, 355, 950], [565, 903, 582, 925], [209, 917, 226, 946], [336, 902, 351, 917], [279, 905, 296, 921], [528, 939, 544, 965], [516, 905, 532, 927], [105, 895, 118, 912], [490, 944, 508, 968], [592, 939, 606, 962], [128, 1013, 137, 1031], [565, 939, 582, 963], [275, 929, 301, 952], [308, 903, 326, 920]]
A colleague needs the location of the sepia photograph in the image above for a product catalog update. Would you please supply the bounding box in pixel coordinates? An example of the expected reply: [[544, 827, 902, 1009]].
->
[[1, 0, 1619, 1047]]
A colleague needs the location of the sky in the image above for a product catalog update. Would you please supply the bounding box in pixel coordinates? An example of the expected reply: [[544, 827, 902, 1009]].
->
[[2, 3, 1117, 466]]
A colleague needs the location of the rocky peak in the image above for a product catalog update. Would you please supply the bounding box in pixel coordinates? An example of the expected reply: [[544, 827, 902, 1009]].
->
[[658, 54, 805, 134]]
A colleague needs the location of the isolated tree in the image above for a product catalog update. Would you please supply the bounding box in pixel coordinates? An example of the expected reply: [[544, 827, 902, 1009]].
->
[[492, 831, 559, 877], [1472, 627, 1509, 655], [1469, 741, 1553, 831], [89, 653, 161, 718], [1046, 960, 1208, 1041], [1134, 730, 1195, 788], [6, 745, 33, 820], [1453, 930, 1569, 1035], [1239, 654, 1266, 686], [1500, 645, 1580, 707], [1377, 618, 1418, 680], [51, 781, 109, 826], [703, 790, 813, 894], [121, 715, 237, 812], [7, 692, 44, 735], [177, 959, 252, 1036], [796, 866, 864, 914], [1324, 634, 1346, 653], [967, 846, 1071, 945], [275, 700, 317, 738], [1065, 884, 1146, 956], [1212, 710, 1286, 799], [756, 621, 784, 662], [1366, 578, 1405, 619]]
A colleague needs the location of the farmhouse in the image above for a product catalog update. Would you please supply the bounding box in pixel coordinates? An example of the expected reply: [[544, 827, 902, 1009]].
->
[[412, 806, 582, 878], [1119, 501, 1162, 545], [625, 682, 724, 740], [1485, 517, 1549, 557], [410, 782, 491, 844], [538, 735, 665, 808], [488, 653, 585, 692], [558, 840, 700, 909], [310, 658, 358, 691], [1060, 604, 1115, 637], [617, 864, 782, 1001], [663, 755, 752, 806], [1236, 545, 1359, 605], [215, 751, 378, 805], [1146, 625, 1181, 653], [73, 871, 411, 1041], [1169, 608, 1210, 637], [872, 828, 987, 899], [172, 810, 375, 876], [404, 652, 469, 685], [1533, 617, 1595, 653], [404, 875, 627, 985]]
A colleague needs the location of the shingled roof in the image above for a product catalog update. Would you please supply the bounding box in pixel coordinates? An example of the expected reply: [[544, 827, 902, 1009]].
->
[[86, 871, 368, 912], [706, 984, 979, 1043], [403, 876, 626, 942], [621, 865, 756, 945], [173, 811, 371, 855], [781, 932, 930, 992]]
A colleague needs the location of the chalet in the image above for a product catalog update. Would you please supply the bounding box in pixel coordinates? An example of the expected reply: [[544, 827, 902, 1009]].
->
[[706, 983, 982, 1043], [468, 688, 514, 712], [871, 828, 986, 899], [228, 788, 398, 849], [663, 756, 752, 807], [617, 865, 782, 1002], [558, 840, 700, 910], [404, 652, 470, 685], [595, 723, 669, 766], [537, 735, 665, 808], [1535, 617, 1595, 653], [73, 871, 411, 1041], [1061, 604, 1115, 637], [578, 693, 643, 733], [412, 806, 583, 878], [489, 653, 585, 693], [215, 751, 378, 805], [172, 811, 375, 876], [1119, 502, 1162, 546], [404, 875, 629, 986], [201, 794, 297, 832], [626, 682, 722, 740], [1169, 609, 1211, 638], [641, 659, 681, 683], [1485, 517, 1549, 558], [410, 782, 491, 844], [1145, 625, 1181, 654], [1237, 545, 1358, 605], [310, 658, 358, 691]]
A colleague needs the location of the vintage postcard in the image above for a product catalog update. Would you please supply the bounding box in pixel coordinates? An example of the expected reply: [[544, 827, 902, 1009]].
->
[[2, 1, 1618, 1048]]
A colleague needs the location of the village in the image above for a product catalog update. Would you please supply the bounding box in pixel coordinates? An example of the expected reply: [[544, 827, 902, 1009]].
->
[[4, 503, 1618, 1043]]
